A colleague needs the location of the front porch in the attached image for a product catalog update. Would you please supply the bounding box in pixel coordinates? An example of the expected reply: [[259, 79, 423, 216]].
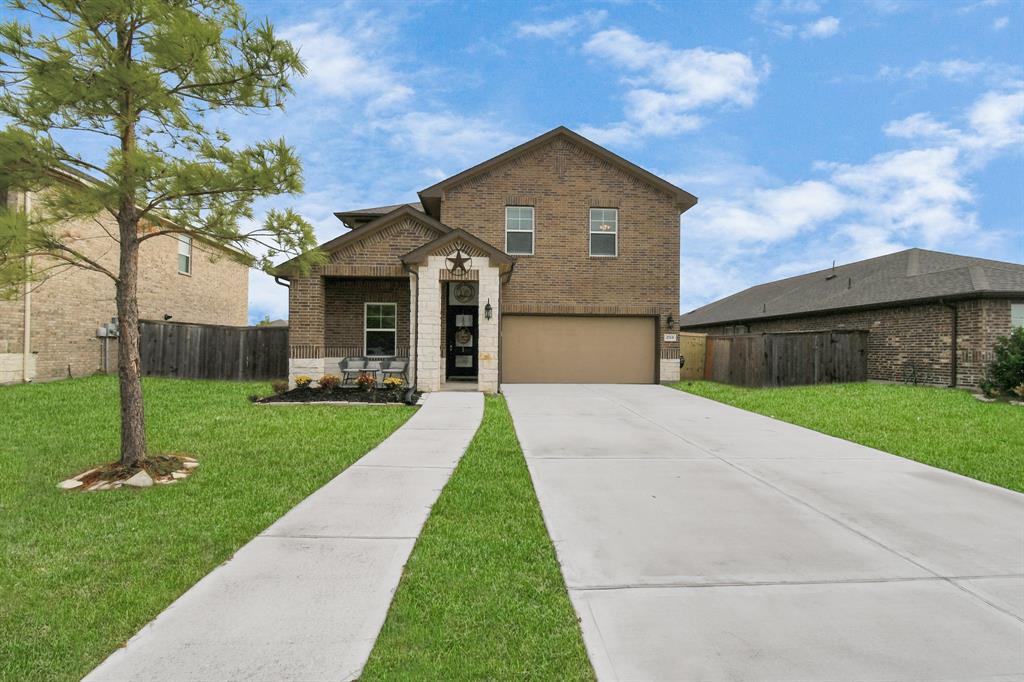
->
[[286, 231, 512, 394]]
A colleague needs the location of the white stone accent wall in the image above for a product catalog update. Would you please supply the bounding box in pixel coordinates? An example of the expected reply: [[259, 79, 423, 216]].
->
[[288, 358, 325, 388], [410, 252, 502, 394], [476, 264, 500, 393], [414, 256, 444, 392], [660, 358, 680, 383]]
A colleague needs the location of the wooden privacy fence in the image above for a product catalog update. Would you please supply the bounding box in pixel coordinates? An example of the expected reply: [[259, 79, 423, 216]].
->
[[703, 330, 868, 387], [139, 320, 288, 381]]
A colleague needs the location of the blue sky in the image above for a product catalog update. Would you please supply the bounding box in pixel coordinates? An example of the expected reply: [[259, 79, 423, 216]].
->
[[10, 0, 1024, 322]]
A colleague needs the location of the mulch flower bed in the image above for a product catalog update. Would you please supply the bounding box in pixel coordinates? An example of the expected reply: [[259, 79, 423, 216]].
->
[[255, 386, 420, 405], [58, 454, 199, 491]]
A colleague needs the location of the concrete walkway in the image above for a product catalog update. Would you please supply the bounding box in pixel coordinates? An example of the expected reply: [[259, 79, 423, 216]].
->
[[86, 392, 483, 682], [503, 384, 1024, 682]]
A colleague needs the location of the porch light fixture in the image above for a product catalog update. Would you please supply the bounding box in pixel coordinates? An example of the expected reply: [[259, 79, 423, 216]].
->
[[484, 299, 493, 320], [667, 313, 675, 328]]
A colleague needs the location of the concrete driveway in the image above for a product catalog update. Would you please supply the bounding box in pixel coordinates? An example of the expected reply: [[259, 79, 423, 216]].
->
[[503, 384, 1024, 682]]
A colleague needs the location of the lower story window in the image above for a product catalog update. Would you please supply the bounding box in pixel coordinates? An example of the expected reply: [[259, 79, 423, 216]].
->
[[365, 302, 397, 356], [1012, 303, 1024, 329]]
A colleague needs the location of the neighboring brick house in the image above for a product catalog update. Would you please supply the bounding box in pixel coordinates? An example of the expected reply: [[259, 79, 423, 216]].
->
[[0, 184, 248, 384], [280, 126, 698, 392], [679, 249, 1024, 388]]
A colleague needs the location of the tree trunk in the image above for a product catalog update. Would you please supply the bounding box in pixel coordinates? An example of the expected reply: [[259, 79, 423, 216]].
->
[[116, 220, 147, 467]]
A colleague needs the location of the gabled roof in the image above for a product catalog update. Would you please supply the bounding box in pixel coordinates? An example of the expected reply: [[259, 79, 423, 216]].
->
[[679, 248, 1024, 328], [401, 228, 515, 270], [276, 204, 449, 274], [416, 126, 698, 218], [334, 202, 424, 229]]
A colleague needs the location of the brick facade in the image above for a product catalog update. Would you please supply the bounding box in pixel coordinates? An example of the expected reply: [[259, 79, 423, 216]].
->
[[324, 278, 410, 358], [684, 298, 1019, 388], [440, 136, 681, 374], [0, 189, 249, 383], [286, 130, 691, 389]]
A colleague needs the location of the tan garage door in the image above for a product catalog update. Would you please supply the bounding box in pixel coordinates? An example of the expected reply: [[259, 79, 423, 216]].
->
[[501, 315, 656, 384]]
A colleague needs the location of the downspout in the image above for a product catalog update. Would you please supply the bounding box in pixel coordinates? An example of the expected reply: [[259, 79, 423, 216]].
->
[[941, 299, 958, 388], [21, 191, 32, 383]]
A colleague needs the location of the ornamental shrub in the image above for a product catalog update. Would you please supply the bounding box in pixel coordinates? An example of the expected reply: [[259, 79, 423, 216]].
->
[[981, 327, 1024, 397], [318, 374, 341, 390], [294, 375, 312, 388], [271, 379, 289, 395]]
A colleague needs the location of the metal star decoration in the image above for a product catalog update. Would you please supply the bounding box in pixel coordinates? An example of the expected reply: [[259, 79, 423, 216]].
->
[[446, 247, 472, 275]]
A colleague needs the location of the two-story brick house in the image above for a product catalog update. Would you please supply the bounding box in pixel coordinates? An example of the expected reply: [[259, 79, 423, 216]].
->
[[0, 182, 249, 384], [281, 126, 698, 392]]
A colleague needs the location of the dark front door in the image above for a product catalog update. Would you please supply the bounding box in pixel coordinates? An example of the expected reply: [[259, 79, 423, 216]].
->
[[446, 303, 478, 380]]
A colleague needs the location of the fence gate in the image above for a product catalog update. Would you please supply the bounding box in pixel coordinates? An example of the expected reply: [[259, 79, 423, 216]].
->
[[139, 320, 288, 381], [679, 332, 707, 380]]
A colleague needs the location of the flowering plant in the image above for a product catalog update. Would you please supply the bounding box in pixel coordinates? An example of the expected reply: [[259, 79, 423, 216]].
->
[[355, 372, 376, 390], [383, 376, 404, 389], [294, 375, 312, 388]]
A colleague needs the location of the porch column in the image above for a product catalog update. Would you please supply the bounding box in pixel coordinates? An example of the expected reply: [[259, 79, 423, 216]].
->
[[414, 260, 442, 392], [287, 274, 326, 386], [477, 264, 500, 393]]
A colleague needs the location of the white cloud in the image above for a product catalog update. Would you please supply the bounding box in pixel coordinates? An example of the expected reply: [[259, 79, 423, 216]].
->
[[517, 10, 607, 39], [581, 29, 767, 141], [800, 16, 840, 39], [878, 59, 1023, 88], [377, 112, 521, 166], [752, 0, 829, 38], [678, 88, 1023, 312], [993, 16, 1009, 29], [282, 22, 413, 111]]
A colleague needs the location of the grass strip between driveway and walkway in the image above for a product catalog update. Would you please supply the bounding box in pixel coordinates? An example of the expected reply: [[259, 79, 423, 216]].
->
[[674, 380, 1024, 493], [361, 395, 595, 681], [0, 376, 415, 682]]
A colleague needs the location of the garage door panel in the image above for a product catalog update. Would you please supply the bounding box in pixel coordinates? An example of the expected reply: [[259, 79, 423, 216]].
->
[[502, 316, 655, 384]]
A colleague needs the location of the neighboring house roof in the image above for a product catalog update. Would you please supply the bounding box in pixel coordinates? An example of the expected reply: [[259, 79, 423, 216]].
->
[[416, 126, 699, 218], [334, 202, 424, 229], [401, 228, 515, 270], [680, 248, 1024, 328]]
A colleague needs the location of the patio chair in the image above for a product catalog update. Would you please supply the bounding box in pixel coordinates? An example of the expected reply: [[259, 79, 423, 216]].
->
[[339, 357, 366, 385], [380, 358, 409, 385]]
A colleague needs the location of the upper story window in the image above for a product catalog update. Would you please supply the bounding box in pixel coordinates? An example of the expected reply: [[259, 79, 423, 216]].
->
[[177, 235, 192, 275], [1012, 303, 1024, 329], [505, 206, 534, 255], [589, 208, 618, 257], [365, 302, 397, 356]]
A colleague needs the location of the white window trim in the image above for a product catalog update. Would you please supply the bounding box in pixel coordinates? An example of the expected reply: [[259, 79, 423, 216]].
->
[[505, 206, 535, 256], [364, 302, 398, 357], [177, 235, 192, 275], [1011, 303, 1024, 329], [589, 208, 618, 258]]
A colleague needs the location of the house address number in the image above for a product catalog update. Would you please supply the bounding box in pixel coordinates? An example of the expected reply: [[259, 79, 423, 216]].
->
[[664, 333, 678, 342]]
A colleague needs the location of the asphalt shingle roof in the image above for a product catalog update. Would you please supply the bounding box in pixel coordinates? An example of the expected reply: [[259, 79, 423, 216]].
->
[[679, 248, 1024, 328]]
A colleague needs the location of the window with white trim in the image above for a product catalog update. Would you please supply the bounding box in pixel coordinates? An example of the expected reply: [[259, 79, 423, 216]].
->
[[589, 208, 617, 257], [1012, 303, 1024, 329], [505, 206, 534, 255], [177, 235, 192, 274], [365, 303, 397, 356]]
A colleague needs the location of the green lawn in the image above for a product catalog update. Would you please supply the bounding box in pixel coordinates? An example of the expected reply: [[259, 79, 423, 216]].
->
[[674, 380, 1024, 493], [361, 395, 594, 681], [0, 375, 414, 682]]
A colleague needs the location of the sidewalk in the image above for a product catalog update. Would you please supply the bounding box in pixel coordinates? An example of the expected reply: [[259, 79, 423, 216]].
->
[[85, 392, 483, 682]]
